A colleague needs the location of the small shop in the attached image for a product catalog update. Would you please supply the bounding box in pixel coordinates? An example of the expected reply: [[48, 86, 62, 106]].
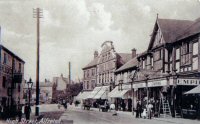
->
[[174, 78, 200, 119], [109, 84, 134, 111], [84, 86, 109, 108], [75, 91, 92, 107]]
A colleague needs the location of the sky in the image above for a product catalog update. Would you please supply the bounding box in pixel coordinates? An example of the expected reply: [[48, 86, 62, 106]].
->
[[0, 0, 200, 82]]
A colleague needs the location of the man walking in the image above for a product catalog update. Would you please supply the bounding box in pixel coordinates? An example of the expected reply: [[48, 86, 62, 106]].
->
[[24, 104, 31, 120]]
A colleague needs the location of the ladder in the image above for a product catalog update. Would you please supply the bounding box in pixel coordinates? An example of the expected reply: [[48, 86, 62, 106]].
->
[[158, 93, 172, 118]]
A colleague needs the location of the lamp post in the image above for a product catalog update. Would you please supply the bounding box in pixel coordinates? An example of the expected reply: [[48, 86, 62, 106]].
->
[[27, 78, 33, 108], [171, 69, 177, 117], [129, 70, 137, 115], [145, 74, 149, 106]]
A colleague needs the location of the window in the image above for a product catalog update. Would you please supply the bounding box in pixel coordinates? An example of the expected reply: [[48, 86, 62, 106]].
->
[[142, 60, 145, 69], [19, 63, 21, 73], [87, 70, 89, 77], [87, 81, 89, 89], [18, 85, 21, 92], [2, 76, 6, 88], [192, 57, 198, 70], [182, 42, 190, 55], [181, 43, 191, 66], [192, 42, 198, 70], [3, 53, 7, 64], [193, 42, 198, 55], [91, 69, 95, 76], [151, 57, 154, 69], [176, 62, 180, 72], [154, 50, 162, 61], [176, 48, 180, 60]]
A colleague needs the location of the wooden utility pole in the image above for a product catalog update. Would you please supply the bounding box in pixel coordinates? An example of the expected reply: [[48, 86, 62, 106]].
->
[[69, 62, 71, 84], [33, 8, 43, 116]]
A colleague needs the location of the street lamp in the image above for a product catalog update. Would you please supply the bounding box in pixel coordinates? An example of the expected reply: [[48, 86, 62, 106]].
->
[[145, 74, 149, 106], [129, 70, 137, 115], [27, 78, 33, 107], [118, 75, 123, 91], [171, 69, 177, 117]]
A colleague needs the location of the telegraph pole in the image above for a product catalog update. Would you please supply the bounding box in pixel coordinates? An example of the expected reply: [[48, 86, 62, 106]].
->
[[33, 8, 43, 116], [68, 62, 71, 84]]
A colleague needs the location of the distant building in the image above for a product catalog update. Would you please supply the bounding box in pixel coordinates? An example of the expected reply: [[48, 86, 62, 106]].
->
[[31, 79, 53, 104], [0, 45, 25, 117], [52, 74, 69, 102]]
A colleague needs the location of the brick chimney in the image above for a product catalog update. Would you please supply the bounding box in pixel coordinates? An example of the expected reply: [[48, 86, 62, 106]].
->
[[94, 51, 98, 58], [132, 48, 136, 58]]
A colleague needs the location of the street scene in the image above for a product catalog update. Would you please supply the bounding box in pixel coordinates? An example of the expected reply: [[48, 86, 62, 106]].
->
[[0, 0, 200, 124]]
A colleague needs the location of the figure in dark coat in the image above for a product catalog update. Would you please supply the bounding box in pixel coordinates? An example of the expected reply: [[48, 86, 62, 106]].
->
[[136, 101, 142, 118], [24, 104, 31, 120]]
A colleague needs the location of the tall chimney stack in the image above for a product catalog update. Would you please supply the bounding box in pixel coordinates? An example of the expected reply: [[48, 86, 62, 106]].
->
[[94, 51, 98, 58], [132, 48, 136, 58], [68, 62, 71, 84]]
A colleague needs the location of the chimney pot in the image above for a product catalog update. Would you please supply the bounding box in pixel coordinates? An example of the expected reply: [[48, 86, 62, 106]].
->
[[132, 48, 137, 58]]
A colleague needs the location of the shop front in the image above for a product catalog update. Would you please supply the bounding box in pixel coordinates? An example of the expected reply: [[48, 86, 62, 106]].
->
[[109, 84, 136, 111], [172, 78, 200, 118]]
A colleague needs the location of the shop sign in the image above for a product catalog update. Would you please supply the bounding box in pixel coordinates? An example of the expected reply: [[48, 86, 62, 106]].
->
[[177, 79, 200, 85], [148, 80, 167, 87], [133, 83, 146, 88]]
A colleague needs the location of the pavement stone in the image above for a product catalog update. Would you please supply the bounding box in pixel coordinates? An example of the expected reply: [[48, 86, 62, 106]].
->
[[70, 104, 200, 124]]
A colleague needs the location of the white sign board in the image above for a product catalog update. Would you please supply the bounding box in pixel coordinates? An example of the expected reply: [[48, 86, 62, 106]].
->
[[148, 80, 167, 87], [177, 79, 200, 85], [133, 83, 146, 88]]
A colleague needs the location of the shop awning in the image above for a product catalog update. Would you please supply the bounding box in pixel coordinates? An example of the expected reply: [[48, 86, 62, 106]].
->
[[108, 86, 130, 99], [184, 85, 200, 94], [93, 86, 109, 99], [76, 91, 92, 100], [86, 87, 102, 99]]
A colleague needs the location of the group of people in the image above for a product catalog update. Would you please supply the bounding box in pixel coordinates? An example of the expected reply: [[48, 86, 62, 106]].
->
[[136, 99, 158, 119], [57, 99, 68, 111]]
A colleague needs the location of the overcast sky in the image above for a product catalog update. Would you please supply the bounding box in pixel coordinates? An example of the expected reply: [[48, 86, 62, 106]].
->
[[0, 0, 200, 82]]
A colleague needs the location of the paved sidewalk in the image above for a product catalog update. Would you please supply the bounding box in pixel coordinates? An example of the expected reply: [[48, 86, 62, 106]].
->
[[0, 120, 7, 124], [70, 104, 200, 124]]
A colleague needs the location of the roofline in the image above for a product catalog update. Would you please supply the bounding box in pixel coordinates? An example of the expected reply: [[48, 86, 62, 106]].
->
[[0, 45, 25, 63], [82, 65, 97, 70], [115, 66, 138, 74]]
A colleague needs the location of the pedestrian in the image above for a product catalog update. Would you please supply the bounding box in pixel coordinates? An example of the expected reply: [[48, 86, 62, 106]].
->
[[18, 105, 22, 122], [24, 104, 31, 120], [110, 103, 117, 116], [136, 101, 139, 118], [63, 100, 68, 111], [58, 102, 61, 109], [136, 101, 142, 118], [0, 104, 2, 119], [147, 102, 153, 119], [121, 101, 126, 111]]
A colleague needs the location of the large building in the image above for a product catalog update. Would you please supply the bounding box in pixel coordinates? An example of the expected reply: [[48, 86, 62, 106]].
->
[[80, 41, 132, 101], [0, 45, 25, 118], [109, 48, 138, 111], [82, 51, 98, 91], [134, 16, 200, 118]]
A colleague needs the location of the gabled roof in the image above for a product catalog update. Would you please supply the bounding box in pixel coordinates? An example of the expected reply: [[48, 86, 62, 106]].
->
[[158, 18, 194, 43], [117, 53, 132, 64], [115, 57, 138, 73], [148, 18, 194, 50], [82, 57, 99, 69], [176, 17, 200, 41]]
